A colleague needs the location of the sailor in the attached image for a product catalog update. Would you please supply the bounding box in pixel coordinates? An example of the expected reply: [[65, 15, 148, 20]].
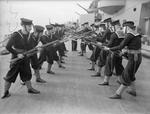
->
[[1, 18, 40, 99], [87, 23, 95, 51], [92, 18, 113, 77], [71, 22, 78, 51], [28, 25, 46, 83], [89, 23, 104, 71], [99, 20, 125, 85], [107, 21, 142, 99], [38, 24, 65, 74], [79, 22, 91, 56], [55, 24, 66, 63]]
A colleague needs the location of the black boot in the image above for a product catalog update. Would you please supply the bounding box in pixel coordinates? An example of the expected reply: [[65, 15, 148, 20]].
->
[[59, 65, 65, 69], [98, 82, 109, 86], [91, 73, 101, 77], [1, 91, 11, 99], [88, 68, 95, 71], [109, 94, 121, 99], [126, 90, 136, 96], [47, 70, 55, 74], [36, 78, 46, 83], [28, 88, 40, 94]]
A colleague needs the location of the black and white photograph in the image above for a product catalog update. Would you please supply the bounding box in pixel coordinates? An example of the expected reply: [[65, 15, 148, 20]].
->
[[0, 0, 150, 114]]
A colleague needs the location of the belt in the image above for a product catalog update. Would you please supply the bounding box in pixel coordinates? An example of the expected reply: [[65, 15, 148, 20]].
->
[[127, 49, 141, 54], [12, 47, 25, 53], [127, 49, 141, 61]]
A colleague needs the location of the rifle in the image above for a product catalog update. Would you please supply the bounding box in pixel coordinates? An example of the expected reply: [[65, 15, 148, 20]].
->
[[65, 29, 96, 42], [71, 30, 98, 41], [53, 37, 69, 47], [84, 37, 124, 56], [10, 37, 69, 64], [69, 32, 92, 41]]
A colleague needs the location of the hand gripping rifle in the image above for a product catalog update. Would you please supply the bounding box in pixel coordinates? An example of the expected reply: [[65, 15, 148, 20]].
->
[[80, 36, 102, 47], [52, 37, 69, 47], [84, 37, 123, 56]]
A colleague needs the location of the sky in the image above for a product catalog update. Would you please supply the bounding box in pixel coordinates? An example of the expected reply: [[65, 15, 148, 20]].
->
[[0, 0, 91, 38]]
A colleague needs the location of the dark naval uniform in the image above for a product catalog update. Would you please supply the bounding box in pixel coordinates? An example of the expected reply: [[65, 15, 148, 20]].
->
[[28, 32, 40, 70], [39, 32, 59, 65], [28, 25, 44, 70], [90, 32, 103, 63], [55, 28, 65, 57], [98, 28, 112, 68], [4, 30, 32, 83], [108, 21, 142, 99], [91, 23, 111, 76], [27, 25, 46, 83], [80, 25, 91, 55], [110, 30, 142, 86], [104, 30, 124, 77], [81, 29, 89, 51], [97, 18, 113, 68], [1, 18, 40, 99], [104, 21, 124, 77]]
